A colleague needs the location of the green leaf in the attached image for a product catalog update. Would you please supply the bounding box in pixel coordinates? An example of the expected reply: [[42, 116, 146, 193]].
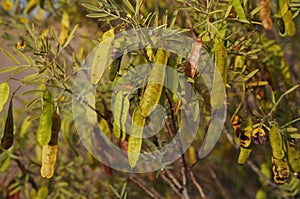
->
[[243, 68, 259, 81], [82, 3, 102, 12], [225, 5, 233, 18], [0, 48, 20, 65], [0, 82, 10, 112], [22, 89, 44, 96], [0, 156, 11, 172], [0, 66, 20, 74], [13, 47, 31, 64], [170, 9, 178, 29], [62, 24, 79, 49], [232, 0, 249, 22], [86, 13, 109, 18], [128, 106, 145, 168], [37, 186, 48, 199], [123, 0, 135, 13]]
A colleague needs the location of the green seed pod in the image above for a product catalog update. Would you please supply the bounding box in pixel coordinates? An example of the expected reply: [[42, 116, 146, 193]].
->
[[40, 144, 57, 178], [0, 82, 10, 113], [215, 42, 228, 85], [269, 123, 285, 160], [108, 55, 122, 81], [286, 141, 300, 173], [1, 98, 14, 150], [113, 91, 130, 141], [128, 106, 146, 168], [283, 11, 295, 37], [140, 49, 168, 117], [237, 147, 252, 164], [37, 89, 54, 145], [277, 18, 285, 35], [211, 42, 227, 109]]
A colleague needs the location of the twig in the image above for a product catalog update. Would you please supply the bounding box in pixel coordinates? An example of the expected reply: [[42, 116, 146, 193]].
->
[[188, 168, 206, 199], [15, 159, 38, 190], [207, 165, 230, 199], [180, 154, 190, 199], [129, 174, 164, 199], [160, 171, 182, 198]]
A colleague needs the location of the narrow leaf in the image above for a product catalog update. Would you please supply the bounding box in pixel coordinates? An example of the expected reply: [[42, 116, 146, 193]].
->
[[0, 48, 20, 65]]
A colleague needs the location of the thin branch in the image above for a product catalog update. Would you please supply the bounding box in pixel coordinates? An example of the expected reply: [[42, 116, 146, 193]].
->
[[129, 174, 164, 199], [179, 154, 190, 199], [188, 168, 206, 199], [207, 165, 230, 199], [14, 159, 38, 190], [160, 171, 182, 198]]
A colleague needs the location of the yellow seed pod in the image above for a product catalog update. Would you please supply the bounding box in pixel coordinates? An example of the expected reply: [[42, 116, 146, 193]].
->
[[238, 147, 252, 164], [252, 127, 266, 144], [240, 130, 252, 148], [269, 124, 285, 160], [41, 145, 58, 178], [272, 157, 290, 184], [140, 49, 168, 117], [128, 106, 146, 168], [187, 146, 197, 164]]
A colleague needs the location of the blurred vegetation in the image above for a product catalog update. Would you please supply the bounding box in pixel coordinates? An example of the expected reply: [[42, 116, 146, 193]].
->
[[0, 0, 300, 198]]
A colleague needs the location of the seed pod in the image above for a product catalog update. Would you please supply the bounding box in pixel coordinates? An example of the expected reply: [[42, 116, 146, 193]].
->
[[231, 115, 242, 133], [91, 28, 115, 85], [286, 140, 300, 173], [238, 147, 252, 164], [37, 89, 54, 145], [252, 127, 266, 144], [277, 18, 285, 35], [113, 91, 130, 141], [0, 82, 10, 113], [259, 0, 272, 30], [215, 42, 228, 85], [140, 49, 168, 117], [48, 112, 61, 146], [187, 145, 197, 164], [211, 42, 227, 109], [240, 127, 252, 148], [108, 55, 122, 81], [40, 145, 57, 178], [283, 11, 296, 37], [185, 38, 202, 79], [40, 111, 61, 178], [269, 123, 285, 160], [128, 106, 146, 168], [272, 157, 290, 184], [1, 98, 14, 150]]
